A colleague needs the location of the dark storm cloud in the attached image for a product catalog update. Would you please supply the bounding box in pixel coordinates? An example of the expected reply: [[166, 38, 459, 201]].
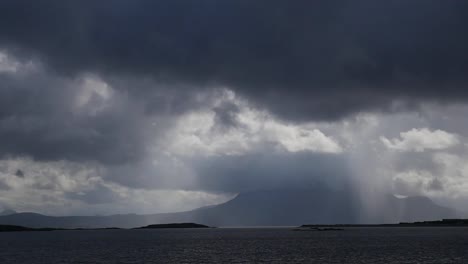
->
[[187, 152, 350, 192], [101, 149, 350, 193], [0, 71, 147, 164], [1, 0, 468, 120]]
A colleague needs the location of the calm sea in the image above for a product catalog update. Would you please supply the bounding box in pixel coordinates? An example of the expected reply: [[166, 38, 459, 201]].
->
[[0, 227, 467, 263]]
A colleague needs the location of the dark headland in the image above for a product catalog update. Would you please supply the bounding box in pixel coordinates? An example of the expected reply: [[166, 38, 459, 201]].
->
[[0, 225, 58, 232], [0, 223, 211, 232], [0, 225, 121, 232], [135, 223, 212, 229], [299, 219, 468, 229]]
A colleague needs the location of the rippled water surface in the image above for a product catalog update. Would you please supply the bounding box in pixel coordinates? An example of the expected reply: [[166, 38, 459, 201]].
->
[[1, 227, 468, 263]]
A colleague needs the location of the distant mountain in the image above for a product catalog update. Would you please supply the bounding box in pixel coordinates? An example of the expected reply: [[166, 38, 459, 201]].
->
[[372, 195, 457, 224], [0, 188, 458, 228], [187, 188, 359, 226], [185, 189, 458, 226]]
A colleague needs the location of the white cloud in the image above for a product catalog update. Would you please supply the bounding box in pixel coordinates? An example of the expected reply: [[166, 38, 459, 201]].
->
[[164, 91, 342, 157], [380, 128, 459, 152], [388, 152, 468, 205], [0, 52, 19, 73], [0, 51, 37, 74], [262, 122, 342, 153]]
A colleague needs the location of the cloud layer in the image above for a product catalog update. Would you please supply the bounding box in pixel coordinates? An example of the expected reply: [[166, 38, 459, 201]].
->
[[1, 1, 468, 120], [0, 1, 468, 216]]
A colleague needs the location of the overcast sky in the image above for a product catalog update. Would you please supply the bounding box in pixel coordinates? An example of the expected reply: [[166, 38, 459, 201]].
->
[[0, 0, 468, 216]]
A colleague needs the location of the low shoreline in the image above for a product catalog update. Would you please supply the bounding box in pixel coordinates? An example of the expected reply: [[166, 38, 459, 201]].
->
[[0, 222, 213, 232], [300, 219, 468, 228]]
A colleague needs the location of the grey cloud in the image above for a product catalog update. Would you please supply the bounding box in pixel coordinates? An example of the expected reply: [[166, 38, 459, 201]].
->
[[392, 176, 423, 197], [392, 171, 446, 197], [0, 1, 467, 121], [428, 178, 444, 192], [392, 152, 441, 174], [66, 184, 122, 205], [212, 101, 241, 131], [0, 70, 149, 164], [0, 180, 10, 191]]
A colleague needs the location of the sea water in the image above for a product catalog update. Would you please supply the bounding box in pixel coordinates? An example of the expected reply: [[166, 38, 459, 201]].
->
[[0, 227, 467, 263]]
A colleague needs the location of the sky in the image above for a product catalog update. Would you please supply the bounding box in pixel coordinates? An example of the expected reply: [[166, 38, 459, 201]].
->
[[0, 0, 468, 216]]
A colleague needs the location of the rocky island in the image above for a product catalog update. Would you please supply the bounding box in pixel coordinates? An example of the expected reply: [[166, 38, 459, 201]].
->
[[135, 223, 212, 229], [293, 226, 344, 231]]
